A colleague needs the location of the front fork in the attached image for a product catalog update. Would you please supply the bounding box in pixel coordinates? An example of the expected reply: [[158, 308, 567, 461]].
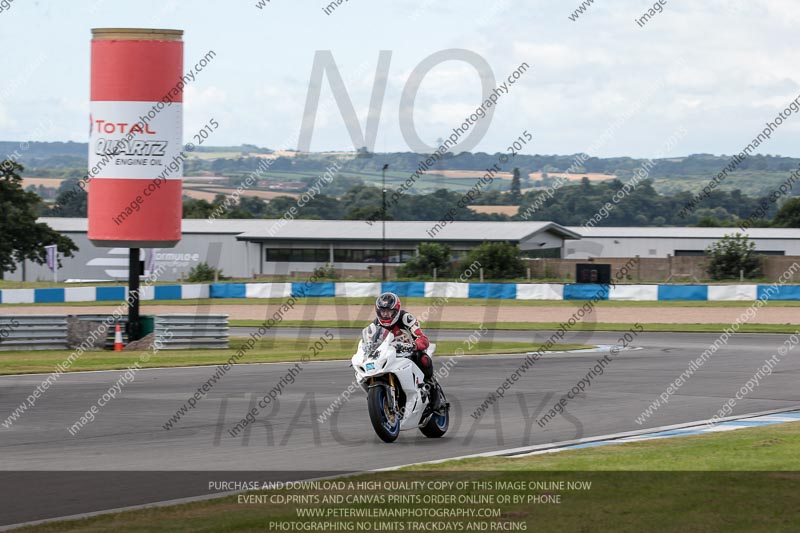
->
[[388, 375, 403, 419], [370, 375, 400, 419]]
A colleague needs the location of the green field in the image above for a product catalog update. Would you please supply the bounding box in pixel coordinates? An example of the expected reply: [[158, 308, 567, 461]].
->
[[181, 166, 512, 194], [332, 169, 510, 193], [21, 423, 800, 532], [185, 151, 250, 160], [227, 319, 800, 334], [2, 293, 798, 333], [654, 170, 797, 197], [206, 296, 800, 308], [258, 171, 324, 179], [0, 339, 589, 375]]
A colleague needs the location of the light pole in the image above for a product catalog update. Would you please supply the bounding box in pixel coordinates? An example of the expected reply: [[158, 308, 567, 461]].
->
[[381, 163, 389, 282]]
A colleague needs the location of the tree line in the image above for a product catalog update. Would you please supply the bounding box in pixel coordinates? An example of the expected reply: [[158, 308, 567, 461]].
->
[[5, 154, 800, 280], [9, 141, 800, 178], [46, 174, 800, 228]]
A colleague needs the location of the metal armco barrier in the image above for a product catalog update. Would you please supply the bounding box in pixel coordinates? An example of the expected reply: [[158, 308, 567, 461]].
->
[[154, 314, 229, 350], [0, 314, 228, 351], [0, 315, 69, 351]]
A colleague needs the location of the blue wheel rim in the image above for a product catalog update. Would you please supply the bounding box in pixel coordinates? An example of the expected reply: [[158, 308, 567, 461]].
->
[[432, 387, 448, 430], [433, 411, 448, 430], [378, 388, 399, 435]]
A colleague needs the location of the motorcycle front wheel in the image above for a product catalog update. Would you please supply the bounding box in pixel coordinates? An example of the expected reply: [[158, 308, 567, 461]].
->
[[368, 385, 400, 443]]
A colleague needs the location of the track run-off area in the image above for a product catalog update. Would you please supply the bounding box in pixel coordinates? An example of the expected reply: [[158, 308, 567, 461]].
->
[[0, 328, 798, 526]]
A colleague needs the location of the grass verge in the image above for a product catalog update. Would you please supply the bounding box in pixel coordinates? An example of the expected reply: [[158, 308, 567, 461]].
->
[[228, 319, 800, 334], [2, 296, 799, 308], [0, 339, 590, 375], [20, 423, 800, 532]]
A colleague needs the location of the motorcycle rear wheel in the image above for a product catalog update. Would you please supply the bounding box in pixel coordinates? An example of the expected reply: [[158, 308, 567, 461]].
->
[[420, 387, 449, 438]]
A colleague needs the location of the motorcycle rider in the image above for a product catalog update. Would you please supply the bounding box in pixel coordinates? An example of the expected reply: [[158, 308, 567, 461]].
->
[[373, 292, 444, 410]]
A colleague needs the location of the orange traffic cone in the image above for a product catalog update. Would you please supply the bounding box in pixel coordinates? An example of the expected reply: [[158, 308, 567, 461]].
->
[[114, 324, 124, 352]]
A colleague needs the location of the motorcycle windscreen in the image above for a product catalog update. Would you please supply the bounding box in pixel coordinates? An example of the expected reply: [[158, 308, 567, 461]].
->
[[362, 324, 390, 355]]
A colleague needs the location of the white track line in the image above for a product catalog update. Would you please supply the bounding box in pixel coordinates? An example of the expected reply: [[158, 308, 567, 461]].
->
[[375, 405, 800, 467]]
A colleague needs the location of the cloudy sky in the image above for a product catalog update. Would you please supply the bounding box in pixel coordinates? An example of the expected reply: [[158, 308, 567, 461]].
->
[[1, 0, 798, 158]]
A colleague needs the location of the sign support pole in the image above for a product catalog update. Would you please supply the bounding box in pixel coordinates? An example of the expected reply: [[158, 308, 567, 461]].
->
[[128, 248, 141, 341]]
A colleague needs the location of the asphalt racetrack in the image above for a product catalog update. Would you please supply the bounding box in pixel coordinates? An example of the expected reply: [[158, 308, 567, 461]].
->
[[1, 330, 798, 526]]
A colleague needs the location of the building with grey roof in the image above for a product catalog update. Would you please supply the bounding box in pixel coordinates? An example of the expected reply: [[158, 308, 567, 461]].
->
[[564, 226, 800, 259], [7, 219, 799, 282], [9, 219, 578, 281]]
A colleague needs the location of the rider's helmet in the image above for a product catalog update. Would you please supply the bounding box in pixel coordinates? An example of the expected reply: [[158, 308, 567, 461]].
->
[[375, 292, 402, 327]]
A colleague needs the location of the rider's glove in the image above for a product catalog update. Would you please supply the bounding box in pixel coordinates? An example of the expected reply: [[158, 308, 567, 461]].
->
[[414, 337, 427, 351]]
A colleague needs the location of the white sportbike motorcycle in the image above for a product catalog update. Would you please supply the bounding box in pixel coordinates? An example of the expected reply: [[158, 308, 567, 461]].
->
[[351, 323, 450, 443]]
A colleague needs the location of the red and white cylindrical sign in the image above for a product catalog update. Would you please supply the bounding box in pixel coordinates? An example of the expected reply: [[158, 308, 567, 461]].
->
[[88, 28, 183, 247]]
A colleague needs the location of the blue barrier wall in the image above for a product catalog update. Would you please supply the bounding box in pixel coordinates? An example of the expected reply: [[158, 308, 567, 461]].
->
[[468, 283, 517, 299], [210, 284, 246, 299], [381, 282, 426, 297], [658, 285, 708, 301], [154, 285, 182, 300], [292, 282, 336, 298], [5, 282, 800, 304], [34, 288, 65, 303], [96, 286, 126, 301], [563, 284, 610, 300], [757, 285, 800, 301]]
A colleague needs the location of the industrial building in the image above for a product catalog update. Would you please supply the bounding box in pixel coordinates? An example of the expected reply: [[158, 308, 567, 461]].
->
[[563, 227, 800, 259], [11, 219, 577, 282], [7, 219, 800, 282]]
